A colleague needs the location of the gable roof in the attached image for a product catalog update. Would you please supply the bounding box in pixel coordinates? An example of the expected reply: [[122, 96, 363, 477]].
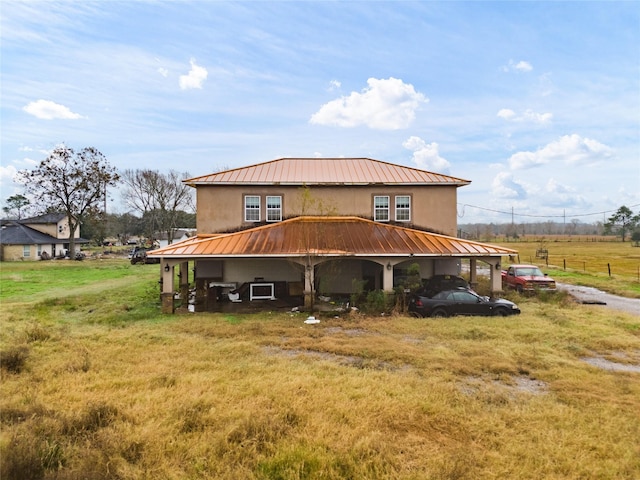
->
[[20, 212, 67, 224], [185, 158, 471, 186], [148, 216, 515, 259], [0, 222, 67, 245]]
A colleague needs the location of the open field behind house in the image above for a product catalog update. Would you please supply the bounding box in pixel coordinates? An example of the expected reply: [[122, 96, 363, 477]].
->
[[495, 239, 640, 298], [1, 259, 640, 480]]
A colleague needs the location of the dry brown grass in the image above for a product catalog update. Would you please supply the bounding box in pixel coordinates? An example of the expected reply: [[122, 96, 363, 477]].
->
[[2, 301, 639, 479]]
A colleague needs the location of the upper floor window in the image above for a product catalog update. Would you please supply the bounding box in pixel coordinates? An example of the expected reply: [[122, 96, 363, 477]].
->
[[266, 196, 282, 222], [244, 195, 261, 222], [374, 196, 390, 222], [395, 195, 411, 222]]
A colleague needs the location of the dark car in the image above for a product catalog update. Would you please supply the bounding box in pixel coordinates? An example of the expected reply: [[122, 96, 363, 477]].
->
[[418, 274, 470, 297], [130, 249, 160, 265], [408, 288, 520, 318]]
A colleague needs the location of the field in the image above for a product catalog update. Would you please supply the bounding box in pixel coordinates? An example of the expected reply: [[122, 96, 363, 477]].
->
[[495, 239, 640, 298], [1, 256, 640, 479]]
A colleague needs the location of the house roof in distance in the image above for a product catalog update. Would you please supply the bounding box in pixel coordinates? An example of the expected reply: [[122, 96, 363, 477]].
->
[[0, 222, 67, 245], [185, 158, 471, 186], [148, 216, 516, 259]]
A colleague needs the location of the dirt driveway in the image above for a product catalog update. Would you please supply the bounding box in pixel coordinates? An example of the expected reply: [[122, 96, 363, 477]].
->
[[558, 283, 640, 317]]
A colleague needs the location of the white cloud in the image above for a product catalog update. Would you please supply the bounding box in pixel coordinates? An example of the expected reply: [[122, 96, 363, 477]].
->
[[23, 100, 83, 120], [328, 80, 341, 91], [491, 171, 527, 199], [498, 108, 552, 125], [403, 136, 451, 173], [497, 108, 516, 120], [502, 59, 533, 73], [158, 67, 169, 77], [508, 134, 614, 170], [179, 59, 208, 90], [310, 77, 428, 130]]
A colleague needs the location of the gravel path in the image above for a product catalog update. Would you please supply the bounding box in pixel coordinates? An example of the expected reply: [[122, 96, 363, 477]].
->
[[557, 283, 640, 317]]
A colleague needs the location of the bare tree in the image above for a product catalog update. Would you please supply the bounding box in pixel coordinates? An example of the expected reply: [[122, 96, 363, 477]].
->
[[17, 145, 119, 257], [121, 169, 194, 245]]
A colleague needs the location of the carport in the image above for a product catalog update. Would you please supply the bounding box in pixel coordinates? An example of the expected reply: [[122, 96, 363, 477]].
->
[[147, 216, 518, 313]]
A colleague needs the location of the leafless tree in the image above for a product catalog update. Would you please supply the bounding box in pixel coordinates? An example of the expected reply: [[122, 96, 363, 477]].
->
[[17, 145, 119, 257], [121, 169, 194, 245]]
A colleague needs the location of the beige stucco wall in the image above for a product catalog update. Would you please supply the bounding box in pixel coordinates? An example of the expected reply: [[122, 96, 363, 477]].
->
[[23, 218, 79, 239], [195, 184, 460, 236]]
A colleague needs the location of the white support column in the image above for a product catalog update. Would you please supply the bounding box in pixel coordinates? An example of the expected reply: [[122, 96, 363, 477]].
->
[[382, 261, 394, 292]]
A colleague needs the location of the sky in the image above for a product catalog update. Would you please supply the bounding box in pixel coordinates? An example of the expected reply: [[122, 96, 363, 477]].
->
[[1, 1, 639, 224]]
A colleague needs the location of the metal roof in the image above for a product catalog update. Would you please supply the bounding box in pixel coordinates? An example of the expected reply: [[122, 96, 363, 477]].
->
[[185, 158, 471, 186], [148, 216, 516, 259]]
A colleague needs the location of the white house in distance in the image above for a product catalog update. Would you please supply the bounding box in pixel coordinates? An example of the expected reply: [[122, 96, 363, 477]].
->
[[148, 158, 517, 313]]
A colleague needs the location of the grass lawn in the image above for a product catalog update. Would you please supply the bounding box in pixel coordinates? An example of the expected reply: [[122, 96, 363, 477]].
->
[[1, 258, 639, 479]]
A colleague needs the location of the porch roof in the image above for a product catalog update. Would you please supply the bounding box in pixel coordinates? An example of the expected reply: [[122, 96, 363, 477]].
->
[[147, 216, 517, 259]]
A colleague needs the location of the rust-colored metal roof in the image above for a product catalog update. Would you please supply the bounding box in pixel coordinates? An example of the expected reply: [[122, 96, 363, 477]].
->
[[185, 158, 470, 186], [148, 216, 516, 259]]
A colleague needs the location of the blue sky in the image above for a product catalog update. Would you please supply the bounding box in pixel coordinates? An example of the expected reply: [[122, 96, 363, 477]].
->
[[1, 1, 638, 224]]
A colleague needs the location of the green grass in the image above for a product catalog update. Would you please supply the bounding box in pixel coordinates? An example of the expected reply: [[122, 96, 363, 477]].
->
[[1, 258, 639, 479], [496, 239, 640, 298]]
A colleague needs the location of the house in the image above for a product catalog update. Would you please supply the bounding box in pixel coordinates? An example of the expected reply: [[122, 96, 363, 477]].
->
[[0, 213, 88, 261], [155, 229, 196, 248], [148, 158, 517, 313]]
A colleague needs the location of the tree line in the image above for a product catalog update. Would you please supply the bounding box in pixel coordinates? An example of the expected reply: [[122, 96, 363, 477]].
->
[[460, 206, 640, 243], [3, 145, 195, 256]]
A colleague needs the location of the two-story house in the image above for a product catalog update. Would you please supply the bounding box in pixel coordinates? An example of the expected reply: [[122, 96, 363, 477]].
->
[[148, 158, 516, 313], [0, 212, 87, 261]]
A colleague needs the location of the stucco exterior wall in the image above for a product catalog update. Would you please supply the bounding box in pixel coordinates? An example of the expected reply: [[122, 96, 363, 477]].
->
[[195, 184, 459, 235]]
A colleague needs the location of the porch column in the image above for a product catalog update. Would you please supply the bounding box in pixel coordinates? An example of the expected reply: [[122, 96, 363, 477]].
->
[[161, 261, 175, 314], [382, 261, 394, 292], [469, 258, 478, 290], [485, 257, 503, 294]]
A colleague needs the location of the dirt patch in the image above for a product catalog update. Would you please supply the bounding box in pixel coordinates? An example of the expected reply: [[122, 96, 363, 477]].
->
[[459, 375, 548, 397], [581, 356, 640, 373]]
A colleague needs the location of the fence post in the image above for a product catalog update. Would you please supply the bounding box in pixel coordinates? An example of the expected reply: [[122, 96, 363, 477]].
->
[[563, 259, 566, 271], [608, 263, 611, 277]]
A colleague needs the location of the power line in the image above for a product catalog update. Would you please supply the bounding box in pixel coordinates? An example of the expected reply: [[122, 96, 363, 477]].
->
[[457, 203, 640, 220]]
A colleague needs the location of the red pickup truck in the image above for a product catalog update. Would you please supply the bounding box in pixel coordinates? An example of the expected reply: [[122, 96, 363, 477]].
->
[[502, 264, 556, 293]]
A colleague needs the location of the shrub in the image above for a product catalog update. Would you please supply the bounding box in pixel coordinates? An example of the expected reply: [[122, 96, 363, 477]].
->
[[1, 345, 29, 374]]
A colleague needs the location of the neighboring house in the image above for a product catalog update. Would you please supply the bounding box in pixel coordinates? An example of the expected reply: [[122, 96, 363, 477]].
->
[[148, 158, 517, 313], [156, 229, 196, 248], [0, 213, 88, 261]]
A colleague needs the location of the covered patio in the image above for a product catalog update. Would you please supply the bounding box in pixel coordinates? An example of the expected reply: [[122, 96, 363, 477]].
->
[[147, 216, 517, 313]]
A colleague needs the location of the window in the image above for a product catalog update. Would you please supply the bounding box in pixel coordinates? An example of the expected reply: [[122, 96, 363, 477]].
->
[[37, 244, 42, 257], [244, 196, 260, 222], [374, 196, 390, 221], [266, 196, 282, 222], [23, 245, 31, 257], [395, 195, 411, 221]]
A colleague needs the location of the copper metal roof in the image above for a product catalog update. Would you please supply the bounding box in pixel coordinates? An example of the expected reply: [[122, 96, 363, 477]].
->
[[185, 158, 471, 186], [148, 216, 516, 259]]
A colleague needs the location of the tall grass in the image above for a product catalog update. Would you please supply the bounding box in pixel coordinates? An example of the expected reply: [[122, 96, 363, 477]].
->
[[1, 259, 639, 479]]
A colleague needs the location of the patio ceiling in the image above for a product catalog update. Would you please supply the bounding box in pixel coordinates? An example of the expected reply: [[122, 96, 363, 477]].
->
[[147, 216, 517, 259]]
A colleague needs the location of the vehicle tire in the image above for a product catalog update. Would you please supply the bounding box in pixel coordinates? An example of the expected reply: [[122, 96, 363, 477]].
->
[[409, 311, 424, 318], [431, 309, 448, 318], [493, 307, 509, 317], [516, 285, 524, 294]]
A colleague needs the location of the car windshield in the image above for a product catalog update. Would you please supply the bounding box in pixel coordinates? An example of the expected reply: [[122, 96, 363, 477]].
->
[[515, 267, 544, 276]]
